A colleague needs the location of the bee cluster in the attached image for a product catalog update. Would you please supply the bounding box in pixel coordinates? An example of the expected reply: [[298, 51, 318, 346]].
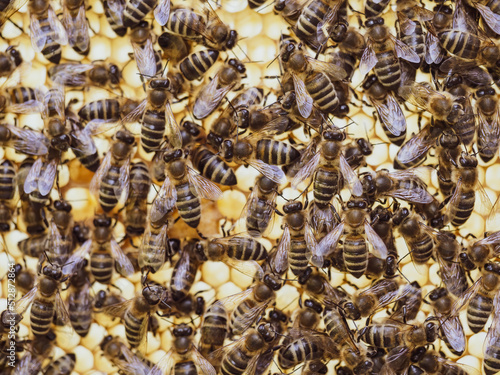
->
[[2, 0, 500, 373]]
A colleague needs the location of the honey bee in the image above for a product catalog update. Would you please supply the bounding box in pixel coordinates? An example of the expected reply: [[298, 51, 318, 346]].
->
[[437, 132, 460, 198], [191, 146, 237, 186], [362, 75, 407, 146], [484, 292, 500, 375], [0, 123, 49, 156], [193, 59, 246, 120], [327, 27, 366, 82], [166, 3, 238, 51], [48, 62, 122, 89], [365, 0, 390, 20], [392, 281, 423, 322], [273, 0, 305, 26], [61, 0, 90, 55], [123, 0, 170, 27], [179, 49, 220, 82], [353, 278, 409, 318], [67, 215, 134, 284], [154, 324, 216, 375], [28, 0, 68, 64], [90, 129, 135, 213], [475, 86, 500, 163], [199, 300, 230, 360], [169, 240, 206, 301], [294, 299, 323, 330], [124, 161, 151, 237], [151, 148, 222, 228], [158, 33, 189, 64], [0, 159, 16, 234], [101, 0, 127, 37], [45, 200, 76, 266], [103, 284, 168, 351], [43, 353, 76, 375], [359, 17, 420, 92], [0, 46, 23, 78], [130, 21, 162, 78], [12, 334, 54, 375], [68, 118, 100, 172], [66, 266, 92, 338], [417, 350, 481, 375]]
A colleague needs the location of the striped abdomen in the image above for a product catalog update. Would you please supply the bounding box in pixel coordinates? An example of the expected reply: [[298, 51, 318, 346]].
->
[[324, 308, 351, 344], [227, 237, 267, 261], [175, 182, 201, 228], [365, 0, 390, 18], [78, 99, 120, 122], [174, 362, 197, 375], [68, 288, 92, 337], [408, 233, 434, 264], [129, 161, 151, 201], [289, 236, 309, 276], [141, 108, 165, 153], [138, 224, 167, 273], [359, 324, 401, 348], [123, 0, 157, 27], [72, 147, 100, 172], [199, 304, 228, 357], [30, 297, 55, 336], [171, 252, 199, 299], [246, 197, 274, 235], [38, 21, 63, 63], [484, 337, 500, 375], [221, 347, 253, 375], [99, 164, 122, 212], [374, 49, 401, 92], [255, 139, 300, 165], [0, 159, 15, 200], [278, 337, 323, 369], [313, 167, 342, 207], [44, 354, 76, 375], [124, 308, 146, 348], [400, 22, 425, 68], [180, 50, 219, 81], [192, 147, 236, 186], [8, 87, 37, 104], [230, 298, 258, 335], [167, 9, 205, 39], [438, 30, 480, 60], [450, 190, 475, 227], [294, 0, 328, 43], [343, 234, 368, 279], [103, 0, 127, 37], [305, 72, 339, 113], [90, 250, 113, 284]]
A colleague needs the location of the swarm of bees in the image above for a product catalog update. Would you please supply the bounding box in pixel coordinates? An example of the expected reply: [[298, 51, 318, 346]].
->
[[3, 0, 500, 373]]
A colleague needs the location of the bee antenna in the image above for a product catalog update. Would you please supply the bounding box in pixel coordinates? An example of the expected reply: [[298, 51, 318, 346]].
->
[[267, 52, 281, 69], [43, 251, 53, 265]]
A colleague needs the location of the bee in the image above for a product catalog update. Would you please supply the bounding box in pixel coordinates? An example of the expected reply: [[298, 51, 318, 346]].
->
[[417, 350, 480, 375], [278, 328, 340, 370], [218, 323, 276, 375], [61, 0, 90, 55], [67, 215, 134, 284], [179, 49, 220, 82], [18, 233, 48, 259], [359, 17, 420, 92], [169, 240, 206, 301], [0, 123, 49, 156], [467, 263, 500, 333], [362, 75, 407, 146], [0, 159, 16, 234], [299, 269, 361, 320], [301, 360, 330, 375], [437, 132, 461, 198], [280, 41, 347, 117], [294, 299, 323, 330], [90, 129, 135, 213], [68, 118, 100, 172], [44, 199, 75, 266], [273, 0, 305, 26], [123, 0, 170, 27], [166, 4, 238, 51], [151, 148, 222, 228], [104, 284, 168, 351], [475, 86, 500, 163], [292, 128, 363, 208], [130, 21, 162, 78], [353, 278, 408, 318], [78, 98, 122, 125], [365, 0, 390, 19], [483, 292, 500, 375], [12, 334, 54, 375], [0, 46, 23, 78], [43, 353, 76, 375], [191, 146, 237, 186], [28, 0, 68, 63], [322, 306, 360, 357], [124, 161, 151, 237], [369, 206, 398, 277], [66, 266, 92, 338], [392, 281, 423, 322], [327, 28, 366, 82], [193, 58, 246, 120], [100, 335, 160, 374], [199, 300, 230, 360], [94, 289, 126, 312], [154, 324, 216, 375], [48, 62, 122, 89], [101, 0, 127, 37], [158, 33, 189, 64], [310, 197, 388, 279]]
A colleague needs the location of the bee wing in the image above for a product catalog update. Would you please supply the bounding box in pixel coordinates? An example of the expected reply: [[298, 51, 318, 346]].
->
[[247, 159, 286, 184], [23, 157, 43, 194], [399, 82, 438, 109], [395, 125, 435, 165], [437, 357, 481, 375], [150, 177, 177, 223], [239, 185, 276, 237], [102, 298, 134, 319], [371, 94, 407, 137], [6, 124, 50, 155], [150, 349, 175, 375], [47, 7, 68, 45], [235, 300, 271, 335], [364, 221, 388, 259], [439, 314, 466, 354], [216, 288, 255, 312], [292, 73, 313, 119], [310, 222, 344, 268], [165, 102, 182, 149], [226, 258, 264, 280], [186, 166, 222, 200], [110, 238, 135, 277], [397, 11, 416, 35], [64, 5, 89, 51], [291, 151, 320, 189], [133, 38, 157, 78], [451, 278, 481, 316], [120, 99, 147, 125], [54, 290, 72, 328], [359, 42, 378, 76], [437, 256, 467, 297], [339, 154, 363, 197], [359, 280, 402, 309], [90, 150, 112, 197], [70, 126, 97, 155], [388, 186, 433, 204], [425, 33, 444, 65], [193, 73, 232, 120], [15, 285, 38, 315], [29, 14, 48, 52], [306, 57, 347, 81], [0, 0, 28, 27], [106, 0, 125, 25], [37, 158, 57, 197], [172, 250, 190, 292], [139, 225, 168, 267], [116, 157, 131, 202], [62, 239, 92, 275], [154, 0, 170, 26], [476, 3, 500, 34], [273, 225, 290, 274], [385, 346, 410, 374]]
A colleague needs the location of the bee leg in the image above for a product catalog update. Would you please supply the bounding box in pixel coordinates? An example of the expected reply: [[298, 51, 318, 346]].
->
[[196, 229, 207, 240], [110, 283, 123, 293]]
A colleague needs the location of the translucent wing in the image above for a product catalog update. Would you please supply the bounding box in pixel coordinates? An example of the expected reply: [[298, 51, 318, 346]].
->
[[291, 151, 320, 189], [106, 0, 125, 26], [15, 285, 38, 315], [150, 178, 177, 223], [132, 38, 157, 78], [395, 125, 435, 165], [65, 5, 90, 52], [398, 11, 416, 35], [392, 36, 420, 63], [274, 225, 290, 273], [292, 73, 313, 118], [150, 349, 175, 375], [90, 150, 112, 197], [29, 15, 47, 52], [6, 124, 50, 155], [0, 0, 28, 27], [425, 33, 444, 65], [43, 85, 65, 119], [339, 154, 363, 197], [216, 288, 254, 312], [70, 126, 97, 155], [365, 221, 388, 258], [387, 186, 433, 204], [359, 43, 378, 76], [62, 239, 92, 275], [47, 7, 68, 45], [226, 258, 264, 280], [248, 159, 286, 184], [23, 157, 43, 194], [116, 157, 130, 202], [476, 3, 500, 34], [306, 57, 347, 81], [187, 166, 222, 200], [54, 291, 72, 327], [310, 222, 344, 268], [102, 298, 134, 319], [440, 314, 466, 354], [154, 0, 170, 26], [172, 250, 190, 292], [371, 94, 407, 136], [193, 73, 234, 120], [165, 102, 182, 149], [38, 158, 57, 196], [139, 225, 168, 269], [111, 238, 135, 277]]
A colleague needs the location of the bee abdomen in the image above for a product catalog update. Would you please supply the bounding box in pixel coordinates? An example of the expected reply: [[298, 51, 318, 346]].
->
[[484, 339, 500, 375], [221, 349, 252, 375], [343, 236, 368, 279], [400, 23, 425, 68], [255, 139, 300, 165], [227, 238, 267, 261], [78, 99, 120, 122], [0, 160, 15, 200], [99, 165, 121, 212], [450, 191, 475, 227], [142, 110, 166, 153], [230, 299, 257, 335], [314, 168, 341, 207], [467, 294, 493, 333], [360, 325, 400, 348], [167, 9, 204, 38], [374, 51, 401, 91], [365, 0, 390, 19], [439, 31, 480, 60], [123, 0, 156, 27], [180, 50, 219, 81], [295, 0, 327, 42], [279, 339, 321, 369], [289, 238, 309, 276], [69, 294, 92, 337], [246, 199, 273, 235], [90, 251, 113, 284], [31, 299, 55, 336], [174, 361, 197, 375], [175, 182, 201, 228], [125, 310, 145, 347], [305, 72, 339, 113], [192, 147, 237, 186]]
